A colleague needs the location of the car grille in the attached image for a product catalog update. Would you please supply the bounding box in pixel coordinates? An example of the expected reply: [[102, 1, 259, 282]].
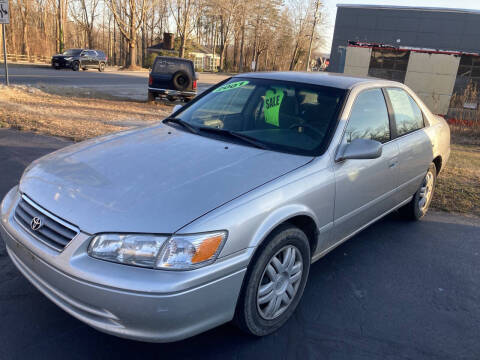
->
[[14, 196, 79, 251]]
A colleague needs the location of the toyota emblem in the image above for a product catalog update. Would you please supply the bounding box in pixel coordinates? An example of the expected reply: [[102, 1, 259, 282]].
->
[[30, 217, 43, 231]]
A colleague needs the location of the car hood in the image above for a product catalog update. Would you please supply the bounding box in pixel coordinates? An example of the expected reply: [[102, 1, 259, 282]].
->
[[19, 124, 312, 234]]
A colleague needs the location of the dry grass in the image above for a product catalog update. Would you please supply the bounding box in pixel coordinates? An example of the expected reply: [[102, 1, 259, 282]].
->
[[0, 85, 171, 141], [432, 133, 480, 217]]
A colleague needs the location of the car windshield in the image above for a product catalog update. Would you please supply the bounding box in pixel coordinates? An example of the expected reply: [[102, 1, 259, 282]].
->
[[62, 49, 82, 56], [171, 78, 346, 156]]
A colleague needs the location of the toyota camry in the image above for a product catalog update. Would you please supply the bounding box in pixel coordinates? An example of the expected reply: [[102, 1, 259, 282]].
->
[[0, 72, 450, 342]]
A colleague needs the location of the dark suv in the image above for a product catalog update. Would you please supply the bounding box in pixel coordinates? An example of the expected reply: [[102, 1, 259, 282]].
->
[[148, 56, 197, 102], [52, 49, 107, 72]]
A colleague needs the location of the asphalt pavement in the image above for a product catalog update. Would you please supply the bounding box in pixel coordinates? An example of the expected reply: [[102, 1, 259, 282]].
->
[[0, 129, 479, 360], [0, 63, 228, 100]]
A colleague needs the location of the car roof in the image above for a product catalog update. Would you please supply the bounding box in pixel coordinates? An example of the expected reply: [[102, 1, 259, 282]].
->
[[233, 71, 398, 90], [156, 56, 193, 64]]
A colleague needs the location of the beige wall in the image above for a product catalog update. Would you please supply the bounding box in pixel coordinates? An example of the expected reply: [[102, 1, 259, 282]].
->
[[343, 47, 371, 77], [404, 53, 460, 115]]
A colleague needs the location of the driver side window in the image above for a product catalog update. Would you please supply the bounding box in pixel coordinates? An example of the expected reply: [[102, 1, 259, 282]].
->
[[345, 89, 391, 144]]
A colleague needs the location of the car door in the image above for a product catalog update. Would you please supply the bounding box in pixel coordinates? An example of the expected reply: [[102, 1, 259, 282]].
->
[[79, 51, 88, 67], [88, 51, 97, 67], [384, 87, 434, 203], [87, 51, 97, 67], [331, 88, 399, 245]]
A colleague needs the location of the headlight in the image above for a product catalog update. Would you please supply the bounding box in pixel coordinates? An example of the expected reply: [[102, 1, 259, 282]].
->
[[88, 231, 227, 270], [88, 234, 168, 268], [65, 57, 73, 61]]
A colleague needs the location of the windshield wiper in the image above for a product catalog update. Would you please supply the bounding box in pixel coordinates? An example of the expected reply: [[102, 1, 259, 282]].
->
[[163, 117, 199, 134], [198, 127, 270, 150]]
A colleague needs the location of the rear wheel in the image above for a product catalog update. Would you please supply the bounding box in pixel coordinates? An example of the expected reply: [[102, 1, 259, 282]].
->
[[399, 163, 437, 220], [98, 62, 105, 72], [147, 91, 156, 103], [234, 224, 310, 336]]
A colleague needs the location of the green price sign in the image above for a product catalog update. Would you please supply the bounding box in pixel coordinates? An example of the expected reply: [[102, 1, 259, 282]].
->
[[213, 81, 249, 93]]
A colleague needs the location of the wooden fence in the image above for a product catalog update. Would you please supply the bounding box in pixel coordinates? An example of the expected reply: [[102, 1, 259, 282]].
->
[[0, 53, 50, 64]]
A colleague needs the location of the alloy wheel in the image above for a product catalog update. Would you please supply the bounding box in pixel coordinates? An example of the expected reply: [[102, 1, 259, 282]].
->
[[418, 171, 434, 210]]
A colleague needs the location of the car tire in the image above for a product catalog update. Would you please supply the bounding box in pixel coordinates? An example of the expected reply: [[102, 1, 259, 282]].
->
[[234, 224, 310, 337], [147, 92, 156, 103], [98, 62, 105, 72], [72, 61, 80, 71], [399, 163, 437, 221], [171, 70, 191, 91]]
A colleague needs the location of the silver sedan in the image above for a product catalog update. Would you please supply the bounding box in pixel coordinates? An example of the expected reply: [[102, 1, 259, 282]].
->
[[0, 72, 450, 342]]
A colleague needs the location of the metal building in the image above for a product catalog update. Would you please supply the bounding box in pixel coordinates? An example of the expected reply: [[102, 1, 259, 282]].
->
[[329, 4, 480, 117]]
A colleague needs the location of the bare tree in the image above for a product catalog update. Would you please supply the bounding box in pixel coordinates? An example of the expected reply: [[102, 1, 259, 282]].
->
[[69, 0, 100, 48], [5, 0, 327, 72], [205, 0, 239, 70], [17, 0, 31, 55], [288, 0, 312, 70], [169, 0, 196, 58], [108, 0, 149, 68]]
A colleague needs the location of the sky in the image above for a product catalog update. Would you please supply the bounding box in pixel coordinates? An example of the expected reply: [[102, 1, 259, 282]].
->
[[320, 0, 480, 53]]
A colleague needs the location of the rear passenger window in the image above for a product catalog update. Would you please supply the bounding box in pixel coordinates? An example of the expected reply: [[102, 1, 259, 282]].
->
[[153, 58, 192, 75], [386, 88, 424, 136], [345, 88, 390, 144]]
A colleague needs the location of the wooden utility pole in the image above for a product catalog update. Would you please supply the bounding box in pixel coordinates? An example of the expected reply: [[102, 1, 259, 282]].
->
[[58, 0, 64, 53], [306, 0, 320, 71]]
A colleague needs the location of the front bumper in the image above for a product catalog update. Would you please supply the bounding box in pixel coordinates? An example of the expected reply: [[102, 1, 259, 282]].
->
[[0, 187, 249, 342], [51, 58, 72, 68]]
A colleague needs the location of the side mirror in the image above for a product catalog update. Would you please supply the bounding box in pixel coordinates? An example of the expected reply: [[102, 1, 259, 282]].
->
[[171, 104, 183, 114], [81, 53, 87, 57], [336, 138, 383, 162]]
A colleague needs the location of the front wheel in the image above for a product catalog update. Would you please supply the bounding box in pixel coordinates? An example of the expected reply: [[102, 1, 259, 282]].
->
[[72, 61, 79, 71], [234, 224, 310, 336], [399, 163, 437, 220]]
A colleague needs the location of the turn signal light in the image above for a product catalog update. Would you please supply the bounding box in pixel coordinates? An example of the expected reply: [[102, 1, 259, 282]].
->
[[148, 75, 153, 85], [191, 234, 224, 263]]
